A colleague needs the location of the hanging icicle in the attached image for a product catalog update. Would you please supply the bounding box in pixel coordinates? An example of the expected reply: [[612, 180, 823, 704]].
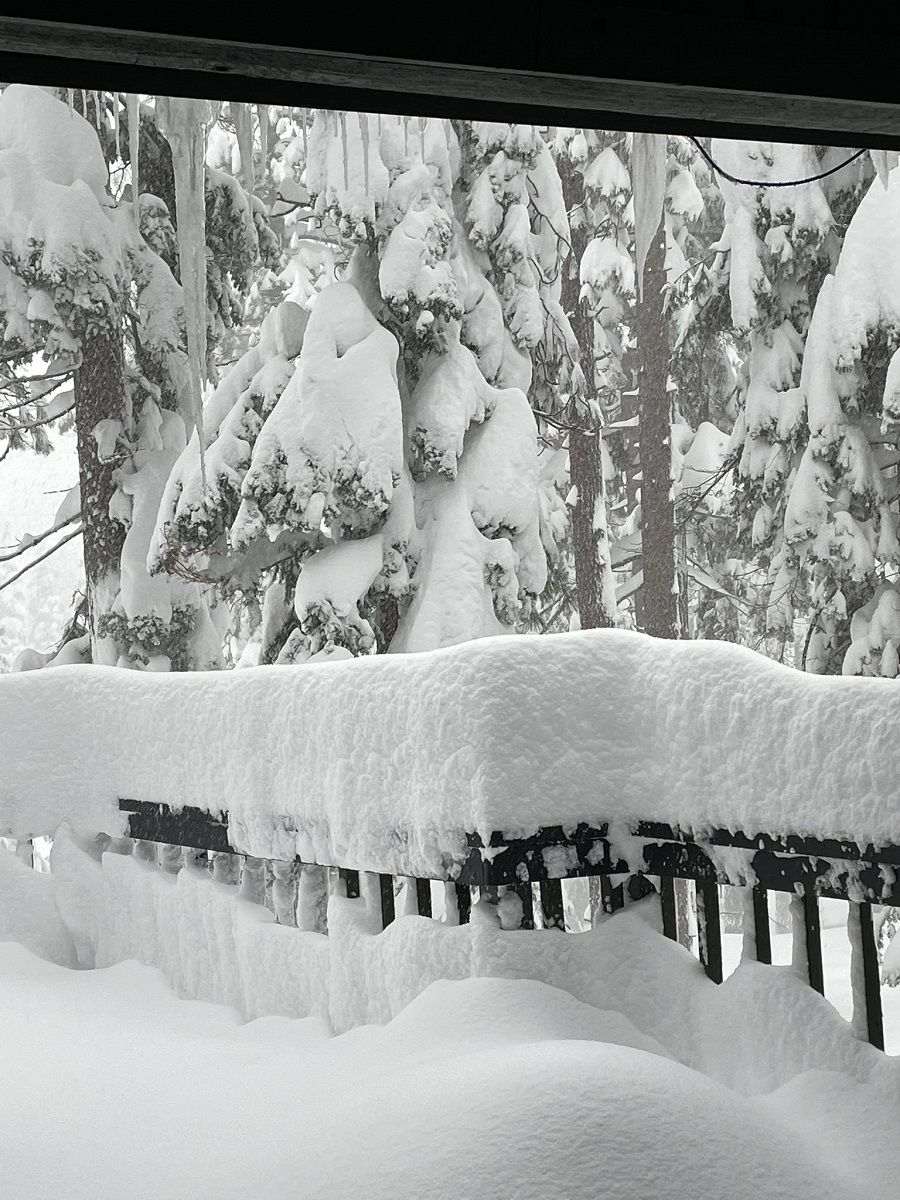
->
[[113, 94, 121, 160], [233, 103, 254, 189], [258, 104, 270, 181], [358, 113, 370, 196], [419, 116, 427, 163], [92, 90, 103, 134], [404, 114, 410, 156], [66, 88, 74, 116], [339, 111, 349, 191], [126, 93, 141, 233], [301, 107, 308, 170], [156, 97, 213, 486]]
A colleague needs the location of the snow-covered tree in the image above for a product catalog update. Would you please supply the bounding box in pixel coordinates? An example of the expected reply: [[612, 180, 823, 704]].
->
[[713, 140, 872, 662], [149, 113, 549, 661], [0, 86, 274, 669]]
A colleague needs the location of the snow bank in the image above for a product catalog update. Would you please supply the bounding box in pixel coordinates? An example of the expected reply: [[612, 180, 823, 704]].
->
[[3, 630, 900, 865], [2, 849, 899, 1197]]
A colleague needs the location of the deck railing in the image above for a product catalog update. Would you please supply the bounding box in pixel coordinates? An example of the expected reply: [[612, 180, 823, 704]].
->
[[118, 798, 899, 1051]]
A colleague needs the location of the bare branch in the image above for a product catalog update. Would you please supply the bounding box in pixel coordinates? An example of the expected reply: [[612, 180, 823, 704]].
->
[[0, 525, 82, 595], [0, 510, 82, 562]]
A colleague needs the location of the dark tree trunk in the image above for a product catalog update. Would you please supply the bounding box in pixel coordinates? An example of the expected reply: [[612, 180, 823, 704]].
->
[[568, 428, 611, 629], [74, 326, 127, 662], [637, 216, 677, 639], [559, 154, 614, 630]]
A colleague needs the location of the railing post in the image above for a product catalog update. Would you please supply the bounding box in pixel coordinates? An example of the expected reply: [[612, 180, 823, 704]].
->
[[751, 886, 771, 964], [271, 858, 300, 926], [849, 901, 884, 1050], [415, 878, 433, 918], [379, 873, 396, 928], [160, 843, 183, 875], [338, 868, 360, 899], [133, 839, 157, 865], [539, 878, 565, 930], [443, 882, 471, 925], [660, 875, 678, 941], [182, 847, 208, 871], [791, 891, 824, 994], [600, 876, 624, 915], [297, 864, 328, 934], [697, 881, 723, 983], [240, 856, 267, 905], [212, 851, 241, 884]]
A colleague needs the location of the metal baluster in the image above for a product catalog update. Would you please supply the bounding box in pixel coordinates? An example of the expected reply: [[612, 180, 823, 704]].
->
[[849, 901, 884, 1049], [791, 891, 824, 994], [182, 847, 208, 871], [660, 876, 678, 941], [160, 842, 183, 875], [539, 878, 565, 930], [379, 873, 396, 928], [338, 867, 360, 899], [272, 859, 300, 926], [240, 856, 267, 905], [297, 864, 328, 934], [697, 881, 723, 983], [601, 875, 624, 915], [415, 878, 433, 917], [752, 886, 771, 964], [212, 851, 241, 884]]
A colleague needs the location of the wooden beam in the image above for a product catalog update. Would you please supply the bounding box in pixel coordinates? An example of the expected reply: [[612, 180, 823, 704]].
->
[[1, 17, 899, 148]]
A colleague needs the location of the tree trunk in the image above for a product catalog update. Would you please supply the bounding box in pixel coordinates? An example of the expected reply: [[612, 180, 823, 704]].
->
[[637, 215, 676, 639], [569, 429, 612, 629], [74, 326, 127, 664], [559, 155, 615, 630]]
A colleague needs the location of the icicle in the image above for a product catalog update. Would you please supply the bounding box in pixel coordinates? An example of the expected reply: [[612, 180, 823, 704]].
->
[[258, 103, 270, 179], [126, 93, 141, 232], [92, 90, 102, 134], [113, 95, 121, 160], [156, 97, 213, 487], [339, 111, 349, 191], [419, 116, 426, 163], [66, 88, 74, 116], [81, 89, 88, 119], [377, 113, 382, 135], [301, 107, 308, 163], [359, 113, 369, 196], [404, 114, 410, 156], [234, 102, 254, 188]]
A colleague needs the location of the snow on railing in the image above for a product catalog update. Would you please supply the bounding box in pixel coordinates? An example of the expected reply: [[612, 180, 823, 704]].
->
[[6, 630, 900, 872], [96, 798, 898, 1050], [5, 628, 900, 1049]]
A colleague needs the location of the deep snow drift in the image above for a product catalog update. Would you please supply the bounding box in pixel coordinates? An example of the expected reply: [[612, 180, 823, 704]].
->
[[1, 932, 897, 1199], [4, 629, 900, 872]]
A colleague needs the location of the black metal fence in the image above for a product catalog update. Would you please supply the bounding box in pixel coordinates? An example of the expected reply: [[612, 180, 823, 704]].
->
[[117, 798, 899, 1051]]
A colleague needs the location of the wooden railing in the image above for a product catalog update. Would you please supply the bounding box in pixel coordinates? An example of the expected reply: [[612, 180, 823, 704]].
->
[[119, 799, 899, 1052]]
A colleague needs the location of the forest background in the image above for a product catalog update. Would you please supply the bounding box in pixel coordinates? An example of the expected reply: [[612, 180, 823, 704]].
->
[[2, 85, 899, 685]]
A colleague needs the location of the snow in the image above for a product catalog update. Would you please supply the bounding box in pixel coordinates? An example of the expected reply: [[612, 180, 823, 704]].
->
[[1, 843, 899, 1197], [4, 630, 900, 868], [0, 430, 83, 670], [236, 281, 403, 543]]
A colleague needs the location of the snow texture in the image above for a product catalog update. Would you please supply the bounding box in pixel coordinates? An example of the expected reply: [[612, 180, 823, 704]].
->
[[4, 630, 900, 869], [1, 843, 898, 1197]]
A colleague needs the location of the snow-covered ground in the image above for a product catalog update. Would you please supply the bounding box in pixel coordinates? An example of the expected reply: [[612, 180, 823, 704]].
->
[[1, 936, 898, 1200]]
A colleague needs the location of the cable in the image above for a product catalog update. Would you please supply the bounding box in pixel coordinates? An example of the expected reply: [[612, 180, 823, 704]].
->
[[688, 136, 868, 188]]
